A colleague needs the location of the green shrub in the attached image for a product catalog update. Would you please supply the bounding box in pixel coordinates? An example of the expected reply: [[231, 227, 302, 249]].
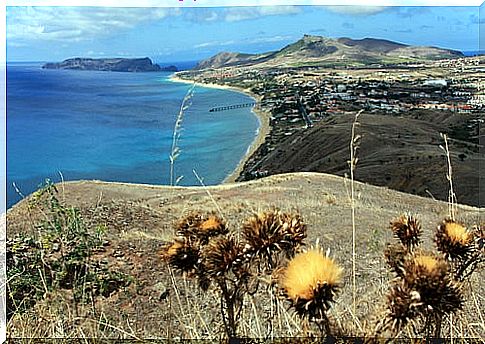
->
[[7, 180, 132, 319]]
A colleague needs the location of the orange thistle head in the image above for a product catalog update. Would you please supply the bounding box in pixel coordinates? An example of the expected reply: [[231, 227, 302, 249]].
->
[[385, 253, 464, 334], [404, 253, 448, 287], [175, 212, 204, 239], [435, 219, 474, 260], [198, 214, 228, 238], [281, 248, 342, 320], [403, 253, 463, 315], [176, 212, 227, 244], [163, 240, 184, 259], [161, 239, 200, 273], [390, 215, 422, 250]]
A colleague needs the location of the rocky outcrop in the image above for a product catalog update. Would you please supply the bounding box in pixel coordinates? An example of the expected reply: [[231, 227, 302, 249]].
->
[[160, 65, 178, 72]]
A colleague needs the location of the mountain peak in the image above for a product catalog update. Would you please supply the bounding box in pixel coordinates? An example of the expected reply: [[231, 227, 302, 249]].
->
[[195, 35, 464, 70], [302, 34, 325, 40], [337, 37, 408, 53]]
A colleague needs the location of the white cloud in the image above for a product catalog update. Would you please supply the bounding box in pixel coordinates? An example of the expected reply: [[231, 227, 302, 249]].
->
[[327, 6, 388, 15], [185, 6, 301, 23], [225, 6, 301, 22], [7, 7, 178, 43], [6, 6, 301, 46], [194, 42, 215, 48], [248, 35, 294, 44], [85, 50, 105, 56], [194, 40, 236, 49], [257, 6, 301, 16], [193, 35, 293, 50]]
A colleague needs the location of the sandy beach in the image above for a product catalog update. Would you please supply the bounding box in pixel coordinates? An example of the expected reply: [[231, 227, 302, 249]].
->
[[169, 74, 270, 184]]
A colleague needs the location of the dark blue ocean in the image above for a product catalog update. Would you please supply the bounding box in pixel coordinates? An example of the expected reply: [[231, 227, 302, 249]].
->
[[6, 62, 259, 208]]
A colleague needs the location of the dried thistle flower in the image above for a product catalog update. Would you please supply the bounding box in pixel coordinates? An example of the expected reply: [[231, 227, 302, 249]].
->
[[404, 253, 448, 290], [281, 248, 343, 320], [386, 282, 423, 333], [161, 239, 200, 273], [385, 253, 464, 334], [175, 212, 204, 238], [176, 212, 227, 244], [435, 279, 464, 315], [435, 219, 474, 260], [203, 236, 246, 279], [390, 215, 421, 250], [242, 210, 306, 265], [281, 213, 307, 248], [451, 223, 485, 281], [404, 253, 463, 315], [473, 224, 484, 251], [198, 214, 228, 238]]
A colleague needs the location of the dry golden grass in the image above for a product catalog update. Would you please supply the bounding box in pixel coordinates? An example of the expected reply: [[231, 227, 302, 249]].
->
[[6, 173, 484, 339]]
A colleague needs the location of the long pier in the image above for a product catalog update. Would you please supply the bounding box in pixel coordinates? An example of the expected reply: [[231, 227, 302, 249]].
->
[[209, 102, 256, 112]]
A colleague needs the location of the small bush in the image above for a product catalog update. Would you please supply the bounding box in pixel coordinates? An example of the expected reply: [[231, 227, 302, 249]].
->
[[7, 180, 132, 319]]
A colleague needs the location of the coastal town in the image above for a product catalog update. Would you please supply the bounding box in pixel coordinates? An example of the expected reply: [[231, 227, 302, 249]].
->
[[176, 54, 484, 181]]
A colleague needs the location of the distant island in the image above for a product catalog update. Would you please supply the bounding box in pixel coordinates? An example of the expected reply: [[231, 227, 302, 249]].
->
[[42, 57, 178, 72]]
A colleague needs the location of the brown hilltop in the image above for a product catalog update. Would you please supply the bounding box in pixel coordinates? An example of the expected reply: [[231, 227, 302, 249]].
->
[[194, 35, 464, 70], [6, 173, 483, 338], [240, 112, 484, 207]]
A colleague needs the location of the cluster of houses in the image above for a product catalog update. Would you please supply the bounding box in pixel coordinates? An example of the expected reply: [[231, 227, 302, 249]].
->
[[178, 55, 483, 180]]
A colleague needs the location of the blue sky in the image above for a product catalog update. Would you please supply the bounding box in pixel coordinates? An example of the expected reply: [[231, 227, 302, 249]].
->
[[6, 5, 482, 62]]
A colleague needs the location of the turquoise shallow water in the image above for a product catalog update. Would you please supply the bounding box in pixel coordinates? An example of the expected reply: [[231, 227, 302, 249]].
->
[[6, 63, 260, 208]]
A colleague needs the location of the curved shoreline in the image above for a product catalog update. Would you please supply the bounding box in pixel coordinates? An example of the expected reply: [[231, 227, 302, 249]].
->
[[169, 74, 270, 184]]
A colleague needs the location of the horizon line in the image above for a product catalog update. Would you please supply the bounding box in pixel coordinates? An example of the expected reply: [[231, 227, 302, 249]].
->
[[5, 0, 484, 7]]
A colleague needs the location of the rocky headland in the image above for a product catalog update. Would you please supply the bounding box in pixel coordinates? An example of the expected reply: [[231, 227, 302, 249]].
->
[[42, 57, 165, 72]]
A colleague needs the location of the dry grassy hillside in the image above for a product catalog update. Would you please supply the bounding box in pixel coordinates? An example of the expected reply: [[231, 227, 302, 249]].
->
[[250, 113, 483, 207], [6, 173, 484, 339]]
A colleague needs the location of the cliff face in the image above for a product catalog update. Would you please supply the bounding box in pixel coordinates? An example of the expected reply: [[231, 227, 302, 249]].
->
[[43, 57, 162, 72]]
